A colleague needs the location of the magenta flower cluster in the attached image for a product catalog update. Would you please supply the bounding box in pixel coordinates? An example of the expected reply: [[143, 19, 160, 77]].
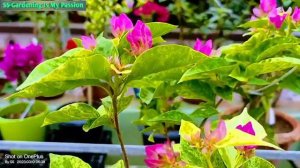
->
[[145, 141, 185, 168], [110, 14, 153, 56], [253, 0, 300, 29], [193, 39, 213, 56], [0, 43, 44, 81]]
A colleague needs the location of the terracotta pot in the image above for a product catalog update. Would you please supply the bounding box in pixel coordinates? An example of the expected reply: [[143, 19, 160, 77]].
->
[[223, 106, 300, 149], [274, 111, 300, 149]]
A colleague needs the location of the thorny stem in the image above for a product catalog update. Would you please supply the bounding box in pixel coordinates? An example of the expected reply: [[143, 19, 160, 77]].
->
[[112, 95, 129, 168]]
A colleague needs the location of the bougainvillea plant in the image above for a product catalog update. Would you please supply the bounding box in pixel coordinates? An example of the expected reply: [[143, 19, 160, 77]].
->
[[0, 41, 44, 83], [145, 109, 281, 168], [180, 0, 300, 142], [9, 8, 283, 167], [8, 13, 207, 167]]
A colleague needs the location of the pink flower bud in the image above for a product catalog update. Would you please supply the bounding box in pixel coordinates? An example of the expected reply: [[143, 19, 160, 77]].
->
[[110, 13, 133, 38], [193, 38, 213, 56], [81, 35, 96, 50], [292, 7, 300, 22], [126, 20, 153, 56]]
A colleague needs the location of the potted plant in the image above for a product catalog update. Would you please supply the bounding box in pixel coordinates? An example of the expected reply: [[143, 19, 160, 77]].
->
[[0, 100, 48, 154], [180, 0, 300, 149], [9, 13, 282, 167]]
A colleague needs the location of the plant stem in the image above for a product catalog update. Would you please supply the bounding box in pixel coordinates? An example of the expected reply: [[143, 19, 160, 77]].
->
[[87, 86, 93, 106], [112, 95, 129, 168], [206, 154, 214, 168], [254, 67, 297, 93]]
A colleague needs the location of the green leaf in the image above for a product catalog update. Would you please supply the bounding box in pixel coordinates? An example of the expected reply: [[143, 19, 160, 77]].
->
[[246, 57, 300, 76], [118, 95, 133, 113], [18, 48, 88, 90], [100, 95, 133, 114], [177, 80, 215, 102], [146, 22, 177, 37], [83, 105, 112, 132], [248, 78, 270, 86], [149, 110, 193, 124], [239, 19, 269, 29], [218, 147, 238, 168], [95, 33, 116, 57], [140, 88, 155, 104], [153, 36, 166, 44], [256, 43, 298, 61], [280, 73, 300, 94], [190, 103, 218, 118], [214, 85, 233, 101], [211, 150, 226, 168], [43, 103, 99, 126], [180, 139, 208, 167], [242, 156, 275, 168], [10, 50, 111, 99], [49, 153, 91, 168], [127, 44, 208, 83], [111, 160, 125, 168], [180, 58, 235, 82]]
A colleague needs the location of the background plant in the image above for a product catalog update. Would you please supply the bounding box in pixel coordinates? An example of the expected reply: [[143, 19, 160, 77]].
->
[[180, 0, 300, 144], [79, 0, 141, 35], [21, 11, 70, 59]]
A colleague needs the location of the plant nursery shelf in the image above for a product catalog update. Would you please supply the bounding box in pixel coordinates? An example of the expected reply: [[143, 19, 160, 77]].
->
[[0, 140, 299, 161]]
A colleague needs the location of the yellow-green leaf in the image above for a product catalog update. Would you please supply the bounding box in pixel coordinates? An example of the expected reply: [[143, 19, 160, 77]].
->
[[179, 120, 200, 139], [225, 108, 267, 139], [216, 129, 282, 150]]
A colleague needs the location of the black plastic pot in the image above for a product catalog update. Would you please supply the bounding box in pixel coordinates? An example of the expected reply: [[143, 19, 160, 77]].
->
[[48, 121, 105, 143], [142, 131, 180, 145], [141, 125, 180, 145]]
